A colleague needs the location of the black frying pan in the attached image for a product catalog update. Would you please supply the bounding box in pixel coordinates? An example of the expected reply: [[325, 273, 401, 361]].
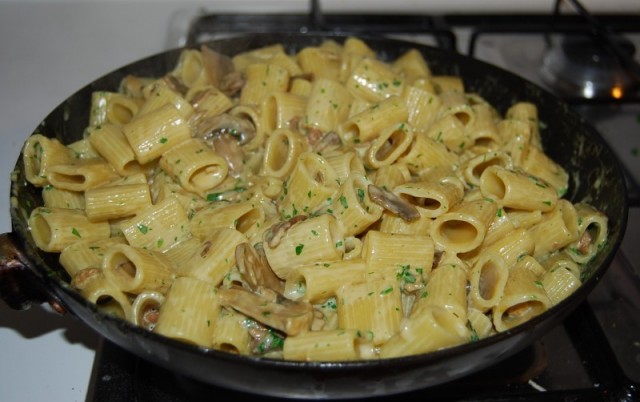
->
[[0, 33, 628, 399]]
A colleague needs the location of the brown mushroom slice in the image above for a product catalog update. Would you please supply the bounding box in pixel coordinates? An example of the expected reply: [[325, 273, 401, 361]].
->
[[368, 184, 420, 222], [212, 133, 245, 178], [235, 242, 285, 294], [200, 45, 235, 88], [219, 71, 246, 97], [263, 215, 308, 248], [192, 113, 257, 146], [218, 288, 313, 336]]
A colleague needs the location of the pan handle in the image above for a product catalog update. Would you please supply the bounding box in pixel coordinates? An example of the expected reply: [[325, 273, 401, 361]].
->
[[0, 232, 66, 313]]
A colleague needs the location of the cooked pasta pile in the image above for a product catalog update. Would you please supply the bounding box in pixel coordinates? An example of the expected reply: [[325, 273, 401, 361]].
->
[[23, 37, 608, 361]]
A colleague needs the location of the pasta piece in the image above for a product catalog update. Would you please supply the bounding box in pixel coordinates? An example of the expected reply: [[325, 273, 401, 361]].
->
[[103, 244, 175, 294], [72, 268, 132, 320], [338, 96, 408, 144], [480, 166, 558, 212], [324, 151, 366, 185], [211, 309, 251, 355], [402, 85, 441, 133], [363, 122, 414, 169], [42, 186, 85, 210], [345, 57, 404, 102], [394, 180, 464, 219], [171, 49, 209, 88], [263, 214, 345, 280], [85, 183, 152, 221], [190, 201, 265, 241], [438, 90, 475, 128], [183, 228, 247, 285], [398, 133, 459, 174], [328, 173, 383, 237], [262, 92, 307, 132], [47, 159, 119, 192], [120, 196, 192, 253], [28, 207, 110, 252], [296, 46, 341, 81], [493, 264, 551, 332], [89, 124, 144, 176], [467, 308, 494, 340], [430, 198, 497, 253], [419, 262, 468, 322], [393, 48, 432, 84], [122, 103, 192, 164], [260, 128, 307, 179], [361, 230, 433, 281], [131, 290, 165, 330], [466, 103, 502, 151], [154, 276, 220, 347], [188, 86, 234, 117], [138, 82, 194, 119], [159, 138, 229, 198], [22, 134, 74, 187], [430, 75, 464, 93], [336, 277, 403, 345], [541, 264, 581, 305], [89, 91, 141, 127], [240, 63, 290, 106], [284, 259, 366, 302], [468, 253, 509, 313], [283, 329, 360, 361], [303, 78, 353, 133], [462, 151, 513, 188], [528, 199, 580, 259], [59, 237, 126, 277]]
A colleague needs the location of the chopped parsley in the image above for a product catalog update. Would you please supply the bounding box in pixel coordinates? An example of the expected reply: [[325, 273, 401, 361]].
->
[[137, 223, 149, 234], [295, 243, 304, 255], [339, 195, 348, 209], [71, 228, 81, 238]]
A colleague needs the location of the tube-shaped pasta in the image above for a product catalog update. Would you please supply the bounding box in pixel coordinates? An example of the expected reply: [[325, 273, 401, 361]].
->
[[402, 85, 440, 133], [278, 152, 339, 219], [379, 304, 469, 358], [506, 102, 542, 148], [188, 86, 234, 118], [336, 277, 403, 345], [159, 138, 229, 197], [59, 237, 126, 277], [361, 230, 434, 280], [303, 78, 353, 133], [284, 259, 366, 302], [528, 199, 580, 259], [394, 180, 464, 219], [190, 201, 265, 241], [131, 290, 165, 330], [228, 104, 265, 151], [260, 129, 307, 179], [42, 186, 85, 210], [420, 263, 468, 322], [522, 147, 569, 195], [262, 92, 307, 132], [393, 48, 432, 83], [498, 119, 531, 168], [466, 103, 501, 151], [438, 90, 475, 128], [378, 211, 432, 236], [123, 103, 192, 164], [184, 228, 247, 285], [23, 134, 74, 186], [493, 264, 551, 332], [431, 76, 465, 93], [345, 57, 404, 102], [324, 151, 366, 185], [467, 308, 494, 340], [430, 198, 497, 253], [103, 244, 175, 294], [89, 124, 143, 176], [284, 329, 361, 361], [85, 183, 152, 221], [398, 134, 459, 174], [296, 46, 341, 81], [47, 159, 119, 192], [211, 309, 251, 355], [263, 214, 345, 279], [154, 276, 220, 347], [541, 265, 581, 306], [328, 173, 383, 237], [468, 253, 510, 312], [462, 151, 513, 188], [138, 82, 194, 119], [480, 166, 558, 212], [338, 96, 408, 144], [240, 63, 290, 106], [72, 268, 132, 320], [541, 251, 581, 279], [363, 122, 414, 169], [28, 207, 110, 252], [171, 49, 209, 88], [120, 196, 191, 253], [89, 91, 141, 127], [373, 163, 411, 190]]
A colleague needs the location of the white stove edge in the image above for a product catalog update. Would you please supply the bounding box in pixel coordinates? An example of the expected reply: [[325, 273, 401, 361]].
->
[[0, 2, 638, 402]]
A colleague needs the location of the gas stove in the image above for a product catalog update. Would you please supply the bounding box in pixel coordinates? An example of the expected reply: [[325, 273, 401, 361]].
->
[[0, 1, 639, 401]]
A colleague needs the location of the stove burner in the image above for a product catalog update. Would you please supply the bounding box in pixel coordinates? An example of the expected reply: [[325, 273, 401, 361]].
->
[[540, 35, 639, 99]]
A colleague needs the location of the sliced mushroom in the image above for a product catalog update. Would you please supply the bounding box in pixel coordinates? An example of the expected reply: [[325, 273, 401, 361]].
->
[[242, 317, 285, 355], [192, 113, 256, 146], [200, 45, 235, 88], [576, 230, 593, 255], [163, 75, 189, 95], [71, 267, 101, 290], [263, 215, 308, 248], [218, 288, 313, 336], [368, 184, 420, 222], [311, 131, 342, 154], [235, 242, 284, 294], [219, 71, 246, 97], [212, 133, 245, 178]]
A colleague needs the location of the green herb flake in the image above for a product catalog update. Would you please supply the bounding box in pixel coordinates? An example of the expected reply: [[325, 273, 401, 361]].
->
[[542, 200, 552, 206], [357, 188, 365, 203], [534, 280, 544, 288], [157, 238, 164, 248], [311, 230, 319, 236], [380, 286, 393, 295], [339, 195, 348, 209], [496, 208, 503, 218], [159, 137, 168, 144], [295, 243, 305, 255], [71, 228, 81, 238], [137, 224, 149, 234], [335, 240, 343, 248]]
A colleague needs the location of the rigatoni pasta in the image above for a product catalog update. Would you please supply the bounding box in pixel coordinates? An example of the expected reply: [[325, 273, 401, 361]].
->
[[22, 37, 608, 362]]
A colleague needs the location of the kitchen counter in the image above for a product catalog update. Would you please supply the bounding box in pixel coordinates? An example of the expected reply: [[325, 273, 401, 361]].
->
[[1, 2, 639, 402]]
